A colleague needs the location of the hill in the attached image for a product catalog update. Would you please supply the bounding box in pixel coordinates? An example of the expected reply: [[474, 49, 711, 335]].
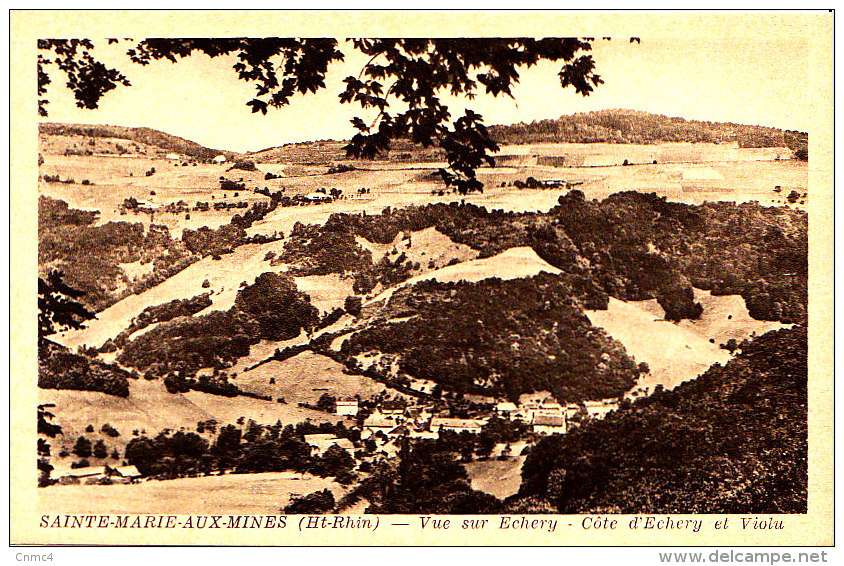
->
[[248, 137, 444, 165], [39, 122, 239, 160], [489, 109, 808, 157], [511, 325, 807, 513]]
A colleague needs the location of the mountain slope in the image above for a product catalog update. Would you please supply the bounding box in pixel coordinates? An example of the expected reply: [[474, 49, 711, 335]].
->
[[39, 122, 239, 160], [511, 325, 807, 514]]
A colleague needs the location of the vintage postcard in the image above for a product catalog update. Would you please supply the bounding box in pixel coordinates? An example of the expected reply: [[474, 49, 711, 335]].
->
[[9, 10, 834, 547]]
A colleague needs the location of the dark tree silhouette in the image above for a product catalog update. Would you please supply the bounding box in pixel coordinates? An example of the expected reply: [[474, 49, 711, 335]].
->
[[37, 403, 63, 487], [38, 38, 610, 194], [38, 39, 131, 117], [38, 269, 95, 346]]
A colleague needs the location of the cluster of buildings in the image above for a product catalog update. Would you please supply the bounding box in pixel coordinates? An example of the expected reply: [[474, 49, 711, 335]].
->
[[494, 398, 618, 433], [332, 394, 619, 442]]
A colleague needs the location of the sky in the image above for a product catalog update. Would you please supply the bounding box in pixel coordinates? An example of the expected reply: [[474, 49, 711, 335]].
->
[[39, 36, 811, 154]]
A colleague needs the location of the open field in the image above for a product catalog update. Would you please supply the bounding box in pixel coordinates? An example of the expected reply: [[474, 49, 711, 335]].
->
[[236, 351, 385, 404], [585, 290, 790, 396], [365, 246, 562, 306], [38, 377, 343, 458], [39, 154, 275, 231], [464, 455, 528, 500], [39, 472, 348, 515]]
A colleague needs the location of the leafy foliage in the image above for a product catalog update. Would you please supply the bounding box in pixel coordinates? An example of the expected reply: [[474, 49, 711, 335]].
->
[[38, 269, 94, 344], [39, 341, 132, 397], [37, 39, 130, 117]]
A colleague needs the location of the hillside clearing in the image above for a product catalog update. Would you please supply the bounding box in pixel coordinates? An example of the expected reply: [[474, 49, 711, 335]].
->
[[365, 246, 562, 306], [38, 377, 341, 458], [585, 290, 789, 395], [55, 240, 291, 350], [235, 351, 384, 404]]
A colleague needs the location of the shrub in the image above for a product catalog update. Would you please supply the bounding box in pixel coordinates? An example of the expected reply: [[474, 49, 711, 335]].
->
[[283, 489, 335, 514], [101, 423, 120, 437], [70, 459, 90, 469], [73, 436, 92, 458]]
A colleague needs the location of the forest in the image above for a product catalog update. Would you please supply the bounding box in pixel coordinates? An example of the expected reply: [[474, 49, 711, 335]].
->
[[296, 192, 807, 324], [341, 273, 639, 402], [488, 109, 809, 158], [39, 340, 133, 397]]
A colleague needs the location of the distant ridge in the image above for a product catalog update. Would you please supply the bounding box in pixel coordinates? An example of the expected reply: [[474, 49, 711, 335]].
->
[[39, 122, 241, 161], [248, 109, 808, 164], [489, 109, 808, 155]]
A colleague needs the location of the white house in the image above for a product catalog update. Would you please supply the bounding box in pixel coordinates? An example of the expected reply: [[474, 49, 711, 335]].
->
[[336, 398, 359, 417], [165, 153, 180, 160], [363, 411, 398, 432], [212, 154, 227, 164], [495, 401, 518, 417], [535, 400, 564, 418], [379, 400, 407, 416]]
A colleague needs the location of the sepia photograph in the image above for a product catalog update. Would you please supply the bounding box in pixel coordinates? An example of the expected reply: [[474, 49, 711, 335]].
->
[[10, 9, 834, 547]]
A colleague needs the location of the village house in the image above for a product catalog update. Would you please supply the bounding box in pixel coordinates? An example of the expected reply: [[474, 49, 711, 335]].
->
[[430, 417, 486, 434], [380, 400, 407, 416], [536, 399, 564, 417], [212, 154, 227, 164], [363, 411, 401, 433], [495, 401, 518, 418], [335, 397, 359, 417], [533, 414, 567, 435], [303, 434, 355, 457]]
